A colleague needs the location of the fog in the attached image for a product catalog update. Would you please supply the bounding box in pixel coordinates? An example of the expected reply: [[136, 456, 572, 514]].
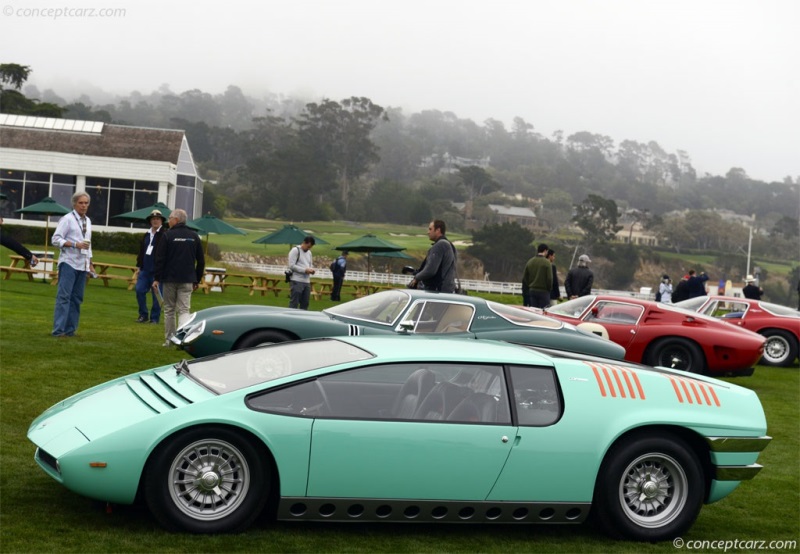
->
[[4, 0, 797, 182]]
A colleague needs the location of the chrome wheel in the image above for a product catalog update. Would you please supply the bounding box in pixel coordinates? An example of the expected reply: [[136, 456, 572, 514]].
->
[[168, 438, 251, 522], [760, 330, 796, 367], [618, 453, 687, 529]]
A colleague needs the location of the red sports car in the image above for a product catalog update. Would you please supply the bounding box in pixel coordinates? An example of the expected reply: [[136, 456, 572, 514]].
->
[[674, 295, 799, 367], [544, 295, 765, 376]]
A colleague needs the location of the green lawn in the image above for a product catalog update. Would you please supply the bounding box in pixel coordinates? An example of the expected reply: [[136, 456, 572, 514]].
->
[[0, 264, 797, 553]]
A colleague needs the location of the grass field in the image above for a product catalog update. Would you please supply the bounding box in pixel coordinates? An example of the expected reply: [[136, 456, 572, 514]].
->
[[0, 258, 798, 553]]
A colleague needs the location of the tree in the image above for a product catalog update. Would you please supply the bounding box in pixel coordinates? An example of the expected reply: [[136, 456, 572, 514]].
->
[[467, 222, 536, 281], [295, 97, 386, 214], [572, 194, 622, 245], [0, 63, 65, 117]]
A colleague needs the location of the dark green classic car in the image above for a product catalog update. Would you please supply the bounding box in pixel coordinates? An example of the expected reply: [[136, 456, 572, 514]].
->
[[171, 289, 626, 359]]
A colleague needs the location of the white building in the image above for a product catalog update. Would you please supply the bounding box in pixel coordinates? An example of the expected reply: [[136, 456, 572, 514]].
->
[[0, 114, 202, 228]]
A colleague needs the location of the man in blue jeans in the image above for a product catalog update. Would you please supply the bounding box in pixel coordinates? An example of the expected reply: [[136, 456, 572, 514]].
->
[[51, 191, 95, 337], [135, 209, 166, 323]]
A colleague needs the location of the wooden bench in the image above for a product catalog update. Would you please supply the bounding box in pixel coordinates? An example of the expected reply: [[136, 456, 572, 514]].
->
[[3, 255, 59, 283], [91, 262, 139, 290], [250, 276, 283, 297]]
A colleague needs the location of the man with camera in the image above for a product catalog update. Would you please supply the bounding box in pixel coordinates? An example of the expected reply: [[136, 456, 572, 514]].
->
[[287, 236, 316, 309]]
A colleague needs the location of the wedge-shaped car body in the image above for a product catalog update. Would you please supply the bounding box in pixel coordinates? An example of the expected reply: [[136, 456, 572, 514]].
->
[[674, 295, 799, 367], [29, 336, 769, 542], [545, 295, 766, 376], [171, 289, 625, 360]]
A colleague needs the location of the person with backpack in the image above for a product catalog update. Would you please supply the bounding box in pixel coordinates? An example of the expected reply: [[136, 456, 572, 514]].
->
[[287, 236, 316, 310], [330, 250, 348, 301]]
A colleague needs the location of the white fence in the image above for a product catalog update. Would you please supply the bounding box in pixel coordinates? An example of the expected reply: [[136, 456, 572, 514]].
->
[[226, 262, 656, 300]]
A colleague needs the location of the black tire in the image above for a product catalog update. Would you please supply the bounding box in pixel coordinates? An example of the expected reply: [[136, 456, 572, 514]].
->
[[144, 426, 268, 533], [759, 329, 798, 367], [592, 433, 704, 542], [236, 330, 292, 350], [645, 338, 706, 374]]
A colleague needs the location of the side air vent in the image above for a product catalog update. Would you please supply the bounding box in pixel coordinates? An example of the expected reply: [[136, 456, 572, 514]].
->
[[278, 498, 589, 524]]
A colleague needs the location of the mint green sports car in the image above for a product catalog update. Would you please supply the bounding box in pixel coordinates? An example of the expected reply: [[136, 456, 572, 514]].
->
[[28, 336, 770, 542]]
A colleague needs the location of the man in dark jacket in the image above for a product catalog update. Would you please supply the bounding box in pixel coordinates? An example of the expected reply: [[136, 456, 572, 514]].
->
[[153, 209, 205, 346], [409, 219, 456, 293], [686, 269, 709, 298], [134, 210, 166, 323], [565, 254, 594, 298]]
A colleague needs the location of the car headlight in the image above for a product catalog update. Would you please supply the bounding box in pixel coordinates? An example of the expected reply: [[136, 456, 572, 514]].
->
[[181, 320, 206, 344], [176, 312, 198, 332]]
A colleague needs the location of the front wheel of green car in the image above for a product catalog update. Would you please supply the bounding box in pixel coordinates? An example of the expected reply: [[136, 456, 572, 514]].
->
[[144, 426, 268, 533], [593, 433, 704, 542]]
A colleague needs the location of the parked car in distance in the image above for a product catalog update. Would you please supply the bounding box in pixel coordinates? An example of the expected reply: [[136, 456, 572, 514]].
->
[[545, 295, 766, 376], [674, 295, 799, 367], [171, 289, 625, 360], [28, 336, 770, 542]]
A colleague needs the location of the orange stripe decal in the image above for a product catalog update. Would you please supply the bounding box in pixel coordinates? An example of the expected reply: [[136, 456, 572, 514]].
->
[[621, 370, 636, 399], [611, 367, 627, 398], [698, 384, 712, 406], [666, 375, 721, 407], [583, 362, 646, 400], [688, 382, 703, 404], [601, 366, 617, 397], [708, 386, 721, 407], [669, 377, 685, 403], [590, 364, 607, 397]]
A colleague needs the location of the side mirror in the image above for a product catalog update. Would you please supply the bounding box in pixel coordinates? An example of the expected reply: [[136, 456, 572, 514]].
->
[[397, 320, 415, 333]]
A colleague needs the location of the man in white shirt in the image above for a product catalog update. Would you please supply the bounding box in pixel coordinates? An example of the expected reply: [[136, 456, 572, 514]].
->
[[51, 192, 94, 337]]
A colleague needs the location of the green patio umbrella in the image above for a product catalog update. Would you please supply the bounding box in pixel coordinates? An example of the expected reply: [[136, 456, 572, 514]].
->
[[112, 201, 172, 222], [252, 224, 329, 246], [188, 214, 246, 255], [335, 233, 406, 280], [15, 197, 72, 265]]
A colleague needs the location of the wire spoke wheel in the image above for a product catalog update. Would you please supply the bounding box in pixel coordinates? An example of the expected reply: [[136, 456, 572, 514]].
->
[[618, 453, 687, 528], [168, 438, 251, 521]]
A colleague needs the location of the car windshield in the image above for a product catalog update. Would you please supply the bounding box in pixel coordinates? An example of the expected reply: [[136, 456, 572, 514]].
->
[[546, 296, 597, 319], [672, 297, 708, 311], [325, 289, 411, 325], [184, 339, 374, 394], [488, 302, 563, 328]]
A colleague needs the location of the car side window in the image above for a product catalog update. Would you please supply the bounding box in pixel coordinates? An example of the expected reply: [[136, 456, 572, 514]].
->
[[402, 301, 475, 334], [509, 365, 561, 426], [247, 363, 510, 424], [584, 301, 643, 325]]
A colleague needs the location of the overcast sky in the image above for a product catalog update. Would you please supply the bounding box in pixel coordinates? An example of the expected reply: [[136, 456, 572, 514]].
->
[[4, 0, 797, 183]]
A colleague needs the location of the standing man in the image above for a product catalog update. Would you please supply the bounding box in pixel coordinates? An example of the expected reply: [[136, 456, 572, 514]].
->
[[686, 269, 709, 298], [408, 219, 456, 293], [153, 209, 205, 346], [565, 254, 594, 299], [547, 248, 560, 306], [742, 275, 763, 300], [288, 236, 316, 310], [330, 250, 348, 302], [521, 243, 553, 309], [134, 209, 166, 323], [51, 191, 94, 337]]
